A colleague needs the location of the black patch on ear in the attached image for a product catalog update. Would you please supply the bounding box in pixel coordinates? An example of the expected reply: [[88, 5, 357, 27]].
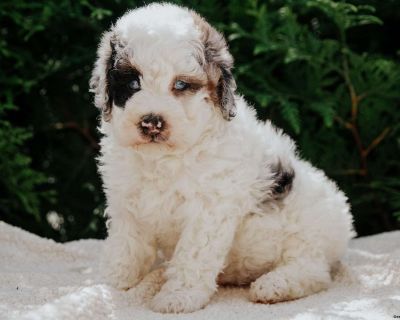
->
[[104, 40, 117, 117], [217, 67, 236, 119], [271, 162, 295, 200], [197, 16, 237, 121]]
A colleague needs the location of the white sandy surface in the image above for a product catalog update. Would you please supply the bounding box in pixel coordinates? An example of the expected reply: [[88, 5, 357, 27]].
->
[[0, 221, 399, 320]]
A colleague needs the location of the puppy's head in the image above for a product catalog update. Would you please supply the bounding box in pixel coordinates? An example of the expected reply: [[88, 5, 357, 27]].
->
[[90, 3, 236, 152]]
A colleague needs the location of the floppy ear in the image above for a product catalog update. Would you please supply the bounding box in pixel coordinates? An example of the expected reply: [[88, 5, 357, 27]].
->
[[192, 13, 237, 121], [89, 30, 117, 121]]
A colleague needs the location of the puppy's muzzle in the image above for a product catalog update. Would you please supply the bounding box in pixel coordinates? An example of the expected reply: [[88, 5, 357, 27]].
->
[[139, 113, 165, 138]]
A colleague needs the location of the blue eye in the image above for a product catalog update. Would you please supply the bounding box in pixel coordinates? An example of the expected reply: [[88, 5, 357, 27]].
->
[[128, 79, 140, 90], [174, 80, 189, 91]]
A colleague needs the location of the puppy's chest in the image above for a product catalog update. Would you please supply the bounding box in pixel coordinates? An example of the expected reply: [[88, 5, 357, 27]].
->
[[121, 152, 263, 249], [126, 165, 193, 225], [128, 174, 192, 254]]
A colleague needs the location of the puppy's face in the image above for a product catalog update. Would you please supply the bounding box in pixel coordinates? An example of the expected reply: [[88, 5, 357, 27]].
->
[[90, 4, 237, 152]]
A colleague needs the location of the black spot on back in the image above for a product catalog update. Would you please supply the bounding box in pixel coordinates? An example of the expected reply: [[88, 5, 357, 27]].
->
[[271, 162, 295, 200]]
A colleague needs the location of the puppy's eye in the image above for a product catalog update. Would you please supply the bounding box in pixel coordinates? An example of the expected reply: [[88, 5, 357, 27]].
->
[[174, 80, 189, 91], [128, 79, 140, 90]]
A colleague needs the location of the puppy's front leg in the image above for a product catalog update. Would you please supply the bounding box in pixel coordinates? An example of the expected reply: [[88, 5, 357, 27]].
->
[[150, 204, 239, 313], [100, 209, 156, 290]]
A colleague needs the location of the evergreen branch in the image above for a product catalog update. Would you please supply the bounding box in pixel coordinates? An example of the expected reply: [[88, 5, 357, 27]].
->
[[335, 115, 367, 176], [347, 122, 367, 176], [340, 48, 370, 176], [363, 127, 391, 157], [341, 53, 358, 122]]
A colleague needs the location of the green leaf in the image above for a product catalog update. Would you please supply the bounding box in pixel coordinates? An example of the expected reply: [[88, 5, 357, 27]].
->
[[310, 100, 336, 127], [279, 100, 301, 134]]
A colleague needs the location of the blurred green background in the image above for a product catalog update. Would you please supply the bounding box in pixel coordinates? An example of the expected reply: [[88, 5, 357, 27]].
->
[[0, 0, 399, 242]]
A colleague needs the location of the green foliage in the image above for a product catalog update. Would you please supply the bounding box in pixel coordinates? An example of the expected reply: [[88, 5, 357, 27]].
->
[[224, 0, 400, 234], [0, 103, 51, 222], [0, 0, 399, 240], [0, 0, 113, 240]]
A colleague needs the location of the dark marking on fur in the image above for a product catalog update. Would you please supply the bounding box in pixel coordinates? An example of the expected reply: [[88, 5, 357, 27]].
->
[[93, 35, 141, 120], [191, 12, 237, 120], [89, 32, 118, 121], [108, 62, 141, 108], [105, 36, 142, 109], [102, 40, 118, 120], [217, 67, 236, 119], [271, 162, 295, 200], [171, 75, 206, 97]]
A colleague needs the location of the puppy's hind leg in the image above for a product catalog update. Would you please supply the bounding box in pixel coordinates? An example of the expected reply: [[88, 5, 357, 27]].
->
[[249, 237, 331, 303]]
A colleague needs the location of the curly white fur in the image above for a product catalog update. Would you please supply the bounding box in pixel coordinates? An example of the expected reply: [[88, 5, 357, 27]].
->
[[90, 3, 355, 314]]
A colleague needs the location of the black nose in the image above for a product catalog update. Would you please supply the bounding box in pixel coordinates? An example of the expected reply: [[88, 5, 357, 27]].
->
[[139, 114, 165, 136]]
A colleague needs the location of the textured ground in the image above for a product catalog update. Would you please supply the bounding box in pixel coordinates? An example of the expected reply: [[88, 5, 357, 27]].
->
[[0, 221, 399, 320]]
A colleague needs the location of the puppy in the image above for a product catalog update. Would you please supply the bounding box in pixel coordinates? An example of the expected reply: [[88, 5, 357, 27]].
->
[[90, 3, 355, 313]]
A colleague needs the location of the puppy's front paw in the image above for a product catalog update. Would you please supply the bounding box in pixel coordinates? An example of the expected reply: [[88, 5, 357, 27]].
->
[[150, 285, 212, 313], [131, 268, 165, 303], [100, 259, 141, 290]]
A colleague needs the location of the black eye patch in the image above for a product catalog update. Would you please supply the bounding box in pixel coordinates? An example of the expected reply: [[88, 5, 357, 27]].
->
[[108, 66, 141, 108]]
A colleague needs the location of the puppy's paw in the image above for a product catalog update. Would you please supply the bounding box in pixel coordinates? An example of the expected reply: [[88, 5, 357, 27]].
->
[[249, 271, 299, 304], [130, 268, 166, 303], [150, 285, 212, 313], [100, 260, 140, 290]]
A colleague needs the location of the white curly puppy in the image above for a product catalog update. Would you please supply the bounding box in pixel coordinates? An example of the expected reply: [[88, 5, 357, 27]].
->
[[90, 3, 355, 313]]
